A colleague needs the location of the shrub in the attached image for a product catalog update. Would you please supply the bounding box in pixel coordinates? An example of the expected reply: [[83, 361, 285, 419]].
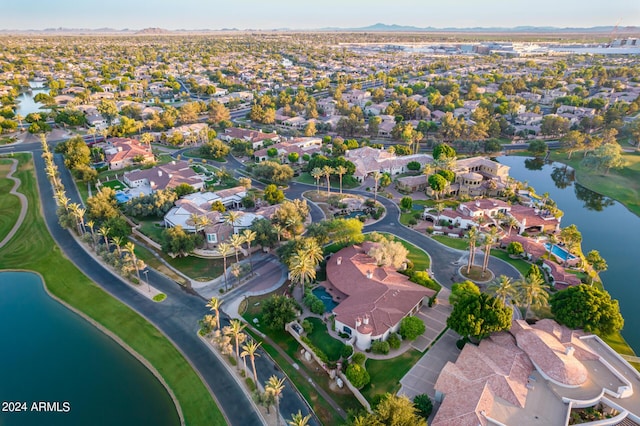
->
[[245, 377, 256, 392], [413, 394, 433, 419], [341, 344, 354, 359], [408, 218, 418, 226], [352, 352, 366, 366], [371, 340, 390, 355], [228, 356, 237, 366], [387, 333, 401, 350], [302, 319, 313, 334], [400, 197, 413, 211], [152, 293, 167, 302], [345, 363, 370, 389], [399, 316, 426, 340], [507, 241, 524, 256]]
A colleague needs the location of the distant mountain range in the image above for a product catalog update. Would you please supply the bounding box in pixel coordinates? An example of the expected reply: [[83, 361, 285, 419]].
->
[[1, 24, 639, 34]]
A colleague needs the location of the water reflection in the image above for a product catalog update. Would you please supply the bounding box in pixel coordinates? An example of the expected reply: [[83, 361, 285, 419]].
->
[[574, 183, 615, 212], [550, 164, 575, 189], [524, 157, 545, 170]]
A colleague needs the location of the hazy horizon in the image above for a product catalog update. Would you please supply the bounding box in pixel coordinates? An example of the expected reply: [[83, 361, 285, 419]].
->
[[2, 0, 639, 31]]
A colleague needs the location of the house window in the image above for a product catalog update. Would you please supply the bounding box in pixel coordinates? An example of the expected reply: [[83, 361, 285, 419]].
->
[[343, 326, 352, 336], [206, 234, 217, 243]]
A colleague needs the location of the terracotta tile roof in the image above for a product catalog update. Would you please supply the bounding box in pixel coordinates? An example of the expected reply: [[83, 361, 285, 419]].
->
[[509, 204, 560, 229], [500, 235, 547, 261], [326, 244, 434, 337]]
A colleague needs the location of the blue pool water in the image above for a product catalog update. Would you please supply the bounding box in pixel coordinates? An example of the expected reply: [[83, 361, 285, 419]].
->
[[343, 210, 366, 219], [115, 190, 133, 203], [544, 243, 576, 261], [312, 287, 339, 311]]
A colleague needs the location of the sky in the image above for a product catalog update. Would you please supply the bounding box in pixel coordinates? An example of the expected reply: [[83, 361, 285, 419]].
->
[[2, 0, 639, 30]]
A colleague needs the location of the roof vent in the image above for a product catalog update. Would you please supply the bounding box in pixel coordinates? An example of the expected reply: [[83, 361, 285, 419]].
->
[[366, 270, 373, 279], [565, 346, 575, 357], [337, 257, 342, 266], [363, 315, 369, 325], [355, 317, 362, 327]]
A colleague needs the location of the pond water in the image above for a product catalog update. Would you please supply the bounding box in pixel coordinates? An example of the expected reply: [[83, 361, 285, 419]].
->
[[14, 82, 49, 117], [0, 271, 180, 426], [498, 155, 640, 353]]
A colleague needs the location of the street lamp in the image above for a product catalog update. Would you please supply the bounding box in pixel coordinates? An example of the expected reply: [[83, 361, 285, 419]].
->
[[143, 269, 150, 292]]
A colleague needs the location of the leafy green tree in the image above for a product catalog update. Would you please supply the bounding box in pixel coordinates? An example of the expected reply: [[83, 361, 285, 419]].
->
[[550, 285, 623, 335], [173, 183, 196, 197], [560, 224, 582, 252], [428, 173, 448, 199], [449, 280, 480, 304], [447, 293, 512, 340], [97, 99, 118, 125], [528, 140, 548, 156], [86, 187, 119, 222], [400, 197, 413, 211], [433, 142, 457, 160], [373, 394, 423, 426], [586, 250, 608, 273], [413, 394, 433, 420], [161, 225, 198, 257], [261, 295, 299, 330], [399, 316, 426, 340], [582, 143, 625, 175], [345, 363, 370, 389], [507, 241, 524, 256], [57, 136, 91, 171], [249, 218, 279, 250], [199, 139, 230, 159], [253, 161, 294, 185], [263, 184, 285, 205]]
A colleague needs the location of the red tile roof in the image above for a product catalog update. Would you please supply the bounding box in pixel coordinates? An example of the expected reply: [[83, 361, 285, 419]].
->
[[326, 243, 434, 337]]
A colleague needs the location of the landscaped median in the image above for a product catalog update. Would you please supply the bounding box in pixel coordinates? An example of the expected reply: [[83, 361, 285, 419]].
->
[[0, 154, 225, 426]]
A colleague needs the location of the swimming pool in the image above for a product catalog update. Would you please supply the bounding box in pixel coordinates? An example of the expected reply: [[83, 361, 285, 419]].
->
[[115, 190, 133, 204], [544, 243, 576, 262], [312, 286, 339, 311]]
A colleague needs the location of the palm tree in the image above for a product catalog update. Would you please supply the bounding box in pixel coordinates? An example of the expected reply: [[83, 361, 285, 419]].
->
[[86, 220, 97, 248], [242, 229, 257, 273], [218, 242, 232, 291], [98, 226, 110, 249], [140, 132, 154, 151], [289, 252, 316, 295], [335, 165, 347, 194], [481, 227, 499, 276], [225, 319, 247, 366], [205, 297, 222, 331], [467, 227, 478, 275], [422, 163, 434, 178], [55, 191, 70, 211], [487, 275, 517, 305], [265, 375, 286, 426], [124, 242, 142, 282], [273, 224, 284, 243], [241, 339, 262, 385], [231, 263, 241, 287], [87, 127, 97, 144], [505, 215, 519, 236], [189, 213, 210, 246], [224, 211, 240, 233], [111, 235, 124, 257], [204, 314, 218, 333], [229, 233, 246, 264], [435, 202, 444, 226], [311, 167, 322, 195], [302, 238, 324, 268], [322, 165, 334, 196], [287, 411, 312, 426], [372, 171, 381, 201], [68, 203, 83, 234], [517, 274, 550, 320], [76, 207, 86, 234]]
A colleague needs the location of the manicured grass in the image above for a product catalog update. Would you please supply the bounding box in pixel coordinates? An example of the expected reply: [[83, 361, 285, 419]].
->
[[0, 154, 225, 426], [304, 317, 345, 362], [102, 179, 126, 191], [549, 150, 640, 217], [490, 249, 529, 277], [361, 349, 423, 403], [601, 332, 640, 371], [432, 234, 468, 250], [163, 253, 225, 282], [138, 219, 165, 243], [0, 160, 21, 242]]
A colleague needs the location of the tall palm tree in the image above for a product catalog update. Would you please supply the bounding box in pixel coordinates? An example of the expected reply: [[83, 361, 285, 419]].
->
[[289, 252, 316, 295], [189, 213, 210, 246], [372, 171, 381, 201], [487, 275, 517, 305], [242, 229, 257, 273], [287, 411, 312, 426], [322, 165, 334, 196], [204, 314, 218, 333], [467, 227, 478, 275], [241, 339, 262, 385], [435, 202, 444, 226], [481, 227, 499, 276], [422, 163, 434, 179], [225, 319, 247, 366], [205, 297, 222, 331], [218, 242, 232, 291], [311, 167, 322, 195], [111, 235, 124, 257], [517, 274, 550, 320], [98, 226, 110, 249], [224, 211, 240, 233], [302, 237, 324, 268], [86, 220, 97, 248], [265, 375, 286, 426], [506, 215, 519, 236], [335, 165, 347, 194], [273, 224, 284, 243], [229, 233, 245, 264], [124, 242, 142, 282], [76, 207, 86, 234], [231, 263, 241, 287]]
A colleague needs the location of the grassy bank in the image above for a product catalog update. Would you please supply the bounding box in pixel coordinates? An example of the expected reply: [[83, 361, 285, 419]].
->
[[548, 150, 640, 217], [0, 154, 225, 426], [0, 159, 21, 242]]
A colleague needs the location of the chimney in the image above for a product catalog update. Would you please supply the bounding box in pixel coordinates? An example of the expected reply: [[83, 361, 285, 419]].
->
[[158, 170, 162, 176], [337, 257, 342, 265], [366, 270, 373, 279], [565, 346, 575, 357], [363, 315, 369, 325], [355, 317, 362, 327], [475, 200, 480, 207]]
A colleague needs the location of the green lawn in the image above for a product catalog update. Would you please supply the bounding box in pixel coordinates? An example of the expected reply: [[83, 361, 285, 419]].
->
[[0, 154, 225, 426], [361, 349, 423, 402], [102, 179, 126, 191], [549, 150, 640, 217], [432, 234, 468, 250], [0, 160, 20, 242], [490, 249, 529, 277], [138, 219, 165, 244], [304, 317, 345, 362], [163, 253, 225, 282]]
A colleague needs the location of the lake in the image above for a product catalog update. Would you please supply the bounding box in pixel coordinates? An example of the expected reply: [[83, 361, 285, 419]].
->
[[0, 271, 180, 426], [499, 155, 640, 354], [15, 82, 49, 117]]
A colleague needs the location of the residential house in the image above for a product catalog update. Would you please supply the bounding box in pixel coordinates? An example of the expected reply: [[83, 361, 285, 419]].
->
[[345, 146, 433, 181], [104, 137, 155, 170], [542, 259, 582, 289], [322, 243, 435, 350], [254, 137, 322, 163], [508, 204, 561, 235], [432, 319, 640, 426], [124, 160, 205, 193], [426, 157, 510, 198], [220, 127, 280, 150]]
